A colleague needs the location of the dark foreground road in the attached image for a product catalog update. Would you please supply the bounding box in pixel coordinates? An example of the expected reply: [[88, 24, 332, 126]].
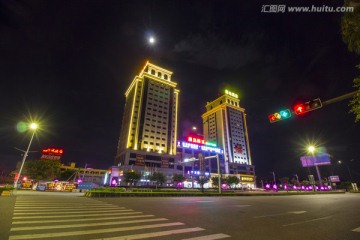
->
[[1, 191, 359, 240]]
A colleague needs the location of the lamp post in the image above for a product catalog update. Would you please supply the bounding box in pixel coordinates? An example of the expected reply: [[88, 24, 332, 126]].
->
[[272, 171, 276, 184], [179, 154, 222, 194], [13, 123, 38, 189], [338, 159, 354, 183], [308, 145, 322, 187]]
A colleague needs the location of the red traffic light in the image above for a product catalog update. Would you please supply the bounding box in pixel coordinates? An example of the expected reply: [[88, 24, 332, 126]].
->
[[293, 98, 322, 115], [268, 114, 277, 122], [294, 104, 305, 115]]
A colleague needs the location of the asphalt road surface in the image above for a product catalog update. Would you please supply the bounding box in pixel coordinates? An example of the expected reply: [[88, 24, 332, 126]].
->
[[1, 191, 360, 240]]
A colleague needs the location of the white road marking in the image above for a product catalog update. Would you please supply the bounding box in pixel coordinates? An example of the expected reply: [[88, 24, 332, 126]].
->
[[12, 214, 154, 224], [13, 209, 132, 215], [352, 227, 360, 232], [12, 211, 143, 219], [182, 233, 231, 240], [288, 211, 307, 214], [254, 213, 287, 218], [8, 222, 185, 240], [14, 205, 117, 209], [282, 216, 332, 227], [11, 218, 168, 231], [254, 211, 307, 218], [92, 227, 205, 240], [14, 207, 122, 212]]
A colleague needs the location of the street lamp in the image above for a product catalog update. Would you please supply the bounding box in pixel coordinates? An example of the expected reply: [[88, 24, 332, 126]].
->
[[307, 145, 322, 187], [338, 159, 354, 183], [148, 36, 156, 45], [13, 123, 38, 188]]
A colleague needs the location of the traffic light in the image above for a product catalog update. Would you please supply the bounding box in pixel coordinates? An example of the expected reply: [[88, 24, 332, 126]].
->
[[293, 98, 322, 115], [268, 109, 291, 123]]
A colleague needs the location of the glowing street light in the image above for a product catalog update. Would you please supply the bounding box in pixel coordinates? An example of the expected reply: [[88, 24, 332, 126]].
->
[[13, 122, 38, 188], [307, 145, 315, 153], [148, 36, 156, 45]]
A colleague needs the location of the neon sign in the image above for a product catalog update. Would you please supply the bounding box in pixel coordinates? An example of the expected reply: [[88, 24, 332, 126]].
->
[[42, 148, 64, 156], [187, 136, 205, 145], [41, 148, 64, 161], [177, 141, 223, 154], [225, 89, 238, 99]]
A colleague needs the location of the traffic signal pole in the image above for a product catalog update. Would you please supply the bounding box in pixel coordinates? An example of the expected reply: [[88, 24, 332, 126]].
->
[[321, 91, 357, 106]]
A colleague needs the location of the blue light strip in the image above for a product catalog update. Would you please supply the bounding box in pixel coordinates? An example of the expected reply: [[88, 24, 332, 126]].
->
[[178, 141, 223, 154]]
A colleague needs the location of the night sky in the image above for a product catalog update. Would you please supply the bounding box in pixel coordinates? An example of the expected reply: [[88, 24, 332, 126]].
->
[[1, 0, 359, 183]]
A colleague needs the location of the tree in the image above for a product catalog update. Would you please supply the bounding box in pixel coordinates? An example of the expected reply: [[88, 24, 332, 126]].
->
[[59, 169, 77, 181], [25, 159, 61, 180], [279, 177, 289, 185], [341, 2, 360, 122], [349, 68, 360, 122], [149, 172, 166, 188], [195, 176, 209, 192], [341, 1, 360, 54], [211, 177, 224, 187], [225, 176, 240, 189], [123, 170, 141, 186], [172, 174, 186, 188], [290, 177, 300, 186], [301, 180, 310, 186]]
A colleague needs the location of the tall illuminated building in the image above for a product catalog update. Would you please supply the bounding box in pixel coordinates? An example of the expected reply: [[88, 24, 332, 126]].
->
[[202, 90, 255, 177], [115, 61, 179, 170]]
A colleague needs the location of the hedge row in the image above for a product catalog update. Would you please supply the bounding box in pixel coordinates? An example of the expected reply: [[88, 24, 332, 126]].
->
[[85, 190, 346, 198]]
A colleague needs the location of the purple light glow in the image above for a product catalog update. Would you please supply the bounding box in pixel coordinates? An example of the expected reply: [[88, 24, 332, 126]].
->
[[265, 184, 270, 189]]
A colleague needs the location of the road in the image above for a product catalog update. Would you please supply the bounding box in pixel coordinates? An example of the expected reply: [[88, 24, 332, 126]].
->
[[1, 191, 360, 239]]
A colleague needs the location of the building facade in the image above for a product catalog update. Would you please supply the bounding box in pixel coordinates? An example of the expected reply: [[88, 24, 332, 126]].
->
[[201, 90, 255, 178], [115, 61, 180, 170]]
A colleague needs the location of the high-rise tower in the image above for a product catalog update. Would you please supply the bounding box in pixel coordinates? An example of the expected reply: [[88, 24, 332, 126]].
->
[[202, 90, 255, 176], [115, 61, 179, 167]]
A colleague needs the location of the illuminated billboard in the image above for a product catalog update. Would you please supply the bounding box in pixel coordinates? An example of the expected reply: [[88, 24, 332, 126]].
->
[[177, 141, 223, 154], [41, 148, 64, 160], [300, 154, 331, 167]]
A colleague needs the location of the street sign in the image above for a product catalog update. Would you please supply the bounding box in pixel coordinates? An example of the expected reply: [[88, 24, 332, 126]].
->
[[329, 175, 340, 183], [308, 175, 315, 184], [300, 154, 331, 167]]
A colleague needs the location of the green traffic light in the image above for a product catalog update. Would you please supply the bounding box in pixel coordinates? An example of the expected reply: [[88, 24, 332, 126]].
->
[[279, 109, 291, 118]]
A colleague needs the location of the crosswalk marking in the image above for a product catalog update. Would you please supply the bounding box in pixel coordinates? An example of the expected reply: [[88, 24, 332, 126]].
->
[[11, 218, 168, 231], [182, 233, 231, 240], [9, 222, 185, 240], [13, 209, 132, 215], [10, 198, 231, 240], [12, 214, 155, 224], [282, 216, 332, 227], [14, 207, 122, 212], [14, 205, 118, 209], [92, 227, 205, 240], [13, 211, 143, 219]]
